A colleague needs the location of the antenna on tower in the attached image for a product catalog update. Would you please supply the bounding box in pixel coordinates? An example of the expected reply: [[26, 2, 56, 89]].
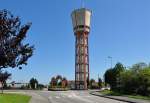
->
[[82, 0, 85, 8]]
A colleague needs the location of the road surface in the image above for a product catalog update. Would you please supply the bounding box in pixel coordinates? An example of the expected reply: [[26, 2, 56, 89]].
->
[[6, 90, 127, 103]]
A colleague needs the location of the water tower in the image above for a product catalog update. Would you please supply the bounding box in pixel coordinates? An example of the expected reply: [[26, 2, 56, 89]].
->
[[71, 8, 92, 90]]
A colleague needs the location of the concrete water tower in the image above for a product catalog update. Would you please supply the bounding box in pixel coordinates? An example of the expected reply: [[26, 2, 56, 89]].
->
[[71, 8, 92, 90]]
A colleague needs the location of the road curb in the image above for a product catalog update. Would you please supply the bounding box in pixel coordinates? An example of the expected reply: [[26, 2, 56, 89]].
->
[[90, 92, 136, 103]]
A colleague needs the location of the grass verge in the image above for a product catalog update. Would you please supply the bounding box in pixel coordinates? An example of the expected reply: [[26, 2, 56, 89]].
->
[[100, 90, 122, 96], [128, 95, 150, 101], [100, 90, 150, 101], [0, 93, 31, 103]]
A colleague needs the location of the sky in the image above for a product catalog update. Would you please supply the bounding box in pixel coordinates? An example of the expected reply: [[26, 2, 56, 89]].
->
[[1, 0, 150, 84]]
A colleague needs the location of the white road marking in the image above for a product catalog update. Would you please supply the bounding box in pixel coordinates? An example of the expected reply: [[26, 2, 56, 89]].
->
[[57, 91, 94, 103]]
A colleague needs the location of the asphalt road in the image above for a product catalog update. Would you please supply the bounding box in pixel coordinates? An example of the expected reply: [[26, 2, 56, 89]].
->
[[6, 90, 127, 103]]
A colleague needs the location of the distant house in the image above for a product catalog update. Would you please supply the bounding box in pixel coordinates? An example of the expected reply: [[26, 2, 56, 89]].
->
[[7, 81, 29, 89]]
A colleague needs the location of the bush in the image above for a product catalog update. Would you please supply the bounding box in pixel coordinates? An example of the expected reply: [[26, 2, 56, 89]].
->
[[104, 62, 150, 96], [120, 66, 150, 96]]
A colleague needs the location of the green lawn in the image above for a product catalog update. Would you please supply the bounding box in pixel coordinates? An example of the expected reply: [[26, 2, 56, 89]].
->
[[100, 90, 122, 96], [100, 90, 150, 101], [128, 95, 150, 101], [0, 93, 31, 103]]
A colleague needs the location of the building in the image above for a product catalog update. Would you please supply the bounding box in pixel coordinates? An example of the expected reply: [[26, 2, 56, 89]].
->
[[71, 8, 92, 90], [7, 81, 29, 89]]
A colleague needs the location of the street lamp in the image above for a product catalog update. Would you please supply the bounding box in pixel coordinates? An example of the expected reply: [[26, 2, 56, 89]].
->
[[108, 56, 112, 69]]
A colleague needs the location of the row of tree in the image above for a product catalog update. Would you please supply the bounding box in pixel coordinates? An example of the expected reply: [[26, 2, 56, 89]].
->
[[49, 75, 103, 89], [88, 78, 103, 89], [29, 78, 45, 90], [1, 77, 44, 90], [104, 62, 150, 96], [0, 71, 11, 93]]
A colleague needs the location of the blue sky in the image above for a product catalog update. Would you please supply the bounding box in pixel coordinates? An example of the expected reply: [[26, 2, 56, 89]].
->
[[1, 0, 150, 84]]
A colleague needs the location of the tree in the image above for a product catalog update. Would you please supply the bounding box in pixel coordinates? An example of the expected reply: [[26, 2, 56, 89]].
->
[[50, 77, 57, 88], [56, 75, 62, 80], [0, 71, 11, 93], [90, 78, 97, 89], [104, 68, 116, 90], [87, 77, 90, 88], [131, 62, 148, 73], [114, 63, 125, 91], [62, 77, 68, 88], [104, 62, 125, 90], [120, 70, 136, 93], [104, 62, 150, 96], [137, 68, 150, 95], [29, 78, 38, 89], [120, 67, 150, 96], [50, 75, 68, 89], [38, 84, 45, 90], [98, 77, 102, 89], [114, 63, 125, 75], [0, 9, 34, 70], [56, 75, 62, 87]]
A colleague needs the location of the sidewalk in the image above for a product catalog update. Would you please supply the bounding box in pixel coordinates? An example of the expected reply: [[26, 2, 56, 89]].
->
[[90, 91, 150, 103]]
